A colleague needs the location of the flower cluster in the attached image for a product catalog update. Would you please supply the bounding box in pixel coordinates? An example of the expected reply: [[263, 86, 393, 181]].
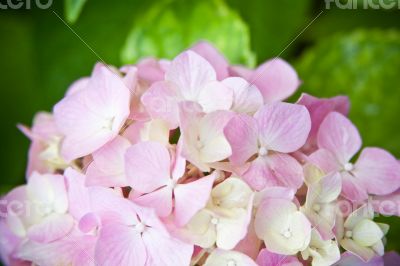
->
[[1, 42, 400, 266]]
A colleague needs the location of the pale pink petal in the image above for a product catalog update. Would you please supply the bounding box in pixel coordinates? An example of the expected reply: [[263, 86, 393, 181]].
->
[[171, 143, 186, 181], [266, 153, 304, 189], [198, 111, 233, 163], [141, 81, 180, 128], [308, 149, 341, 173], [17, 235, 97, 266], [65, 77, 89, 96], [340, 239, 376, 262], [256, 248, 302, 266], [27, 213, 74, 243], [65, 168, 91, 220], [79, 212, 101, 234], [174, 173, 216, 226], [234, 218, 263, 260], [142, 227, 193, 266], [125, 141, 171, 193], [166, 51, 216, 101], [372, 189, 400, 216], [341, 171, 368, 202], [54, 64, 130, 161], [229, 65, 253, 80], [224, 114, 258, 165], [255, 102, 311, 153], [137, 58, 166, 83], [317, 112, 361, 164], [95, 224, 146, 266], [88, 187, 139, 226], [222, 77, 263, 114], [86, 136, 130, 187], [242, 157, 271, 191], [250, 58, 300, 103], [133, 186, 173, 218], [197, 81, 233, 112], [354, 148, 400, 196], [190, 41, 229, 80]]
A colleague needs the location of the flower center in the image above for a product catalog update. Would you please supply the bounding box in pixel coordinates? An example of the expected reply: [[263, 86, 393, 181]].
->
[[344, 162, 354, 172], [196, 139, 204, 150], [135, 222, 146, 233], [211, 218, 219, 225], [227, 259, 237, 266], [166, 179, 176, 189], [313, 204, 321, 212], [282, 229, 292, 239], [258, 147, 268, 157], [102, 116, 115, 130]]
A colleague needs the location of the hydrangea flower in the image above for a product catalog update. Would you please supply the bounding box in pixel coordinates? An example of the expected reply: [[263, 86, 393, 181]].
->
[[1, 41, 400, 266]]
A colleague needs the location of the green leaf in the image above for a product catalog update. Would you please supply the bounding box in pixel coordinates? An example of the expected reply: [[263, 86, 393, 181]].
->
[[64, 0, 88, 24], [121, 0, 255, 66], [296, 29, 400, 157]]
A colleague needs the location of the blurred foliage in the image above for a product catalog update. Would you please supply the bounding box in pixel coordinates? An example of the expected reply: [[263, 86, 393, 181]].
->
[[227, 0, 312, 61], [296, 29, 400, 157], [121, 0, 255, 66], [64, 0, 88, 23], [1, 0, 400, 256]]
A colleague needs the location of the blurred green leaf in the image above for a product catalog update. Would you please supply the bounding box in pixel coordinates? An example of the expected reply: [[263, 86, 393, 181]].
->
[[296, 29, 400, 157], [227, 0, 312, 62], [121, 0, 255, 66], [64, 0, 88, 24]]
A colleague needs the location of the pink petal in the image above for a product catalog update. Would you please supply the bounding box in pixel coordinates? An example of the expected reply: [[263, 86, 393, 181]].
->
[[256, 248, 302, 266], [197, 81, 233, 112], [250, 58, 300, 103], [88, 187, 138, 226], [222, 77, 263, 114], [54, 64, 131, 161], [17, 235, 97, 266], [166, 51, 216, 101], [224, 114, 258, 165], [372, 189, 400, 216], [65, 77, 89, 96], [141, 81, 180, 129], [341, 171, 368, 202], [297, 93, 350, 153], [354, 147, 400, 196], [317, 112, 361, 164], [86, 136, 130, 187], [242, 157, 271, 191], [95, 224, 146, 266], [125, 141, 171, 193], [142, 227, 193, 266], [198, 111, 233, 163], [133, 186, 173, 218], [136, 58, 166, 83], [27, 213, 74, 243], [308, 149, 341, 173], [234, 218, 263, 260], [255, 102, 311, 153], [229, 65, 253, 80], [266, 153, 304, 190], [190, 41, 229, 80], [174, 173, 216, 226], [65, 168, 91, 220]]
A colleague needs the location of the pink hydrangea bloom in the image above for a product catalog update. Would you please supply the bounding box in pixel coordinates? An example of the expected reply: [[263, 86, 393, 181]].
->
[[2, 42, 400, 266]]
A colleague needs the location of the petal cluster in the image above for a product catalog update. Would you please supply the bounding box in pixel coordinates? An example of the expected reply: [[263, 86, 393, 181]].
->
[[1, 41, 400, 266]]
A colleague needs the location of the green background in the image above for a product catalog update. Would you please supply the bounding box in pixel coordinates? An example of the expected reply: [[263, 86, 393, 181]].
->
[[1, 0, 399, 256]]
